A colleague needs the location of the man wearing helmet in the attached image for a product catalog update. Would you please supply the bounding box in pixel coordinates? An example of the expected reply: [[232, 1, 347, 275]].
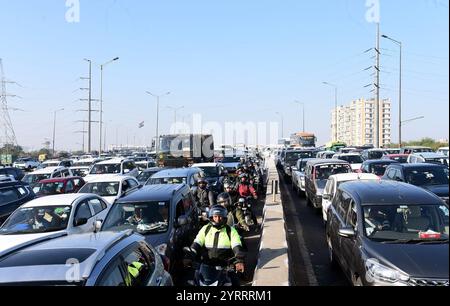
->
[[192, 177, 215, 208], [216, 192, 248, 231], [186, 205, 246, 286]]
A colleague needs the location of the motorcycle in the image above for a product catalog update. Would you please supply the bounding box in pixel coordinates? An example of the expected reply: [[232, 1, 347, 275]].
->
[[237, 197, 258, 229], [183, 247, 240, 287]]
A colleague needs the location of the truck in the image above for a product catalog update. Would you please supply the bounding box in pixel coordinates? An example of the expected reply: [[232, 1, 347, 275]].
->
[[157, 134, 215, 168], [325, 141, 347, 152], [290, 132, 317, 148]]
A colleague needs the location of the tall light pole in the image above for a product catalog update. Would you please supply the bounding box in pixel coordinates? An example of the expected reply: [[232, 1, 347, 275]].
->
[[294, 100, 305, 132], [275, 112, 284, 140], [52, 108, 64, 157], [323, 82, 338, 142], [167, 105, 184, 126], [83, 59, 92, 153], [146, 91, 171, 154], [382, 34, 402, 148], [99, 57, 119, 155]]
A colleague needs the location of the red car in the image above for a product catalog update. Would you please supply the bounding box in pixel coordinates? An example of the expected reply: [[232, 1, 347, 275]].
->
[[381, 154, 409, 163], [32, 177, 86, 197]]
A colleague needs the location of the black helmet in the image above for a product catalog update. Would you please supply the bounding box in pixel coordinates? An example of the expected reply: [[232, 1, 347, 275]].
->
[[208, 205, 228, 228], [197, 178, 208, 188], [217, 192, 232, 208]]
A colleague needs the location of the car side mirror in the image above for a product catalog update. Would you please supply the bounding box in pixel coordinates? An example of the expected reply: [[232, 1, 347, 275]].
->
[[94, 220, 102, 233], [75, 218, 88, 227], [123, 169, 130, 174], [176, 215, 188, 228], [323, 194, 331, 201], [338, 226, 356, 239]]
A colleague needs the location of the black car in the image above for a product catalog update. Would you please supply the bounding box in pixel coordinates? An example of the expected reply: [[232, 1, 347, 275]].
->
[[382, 163, 449, 204], [360, 160, 399, 177], [0, 167, 25, 181], [326, 180, 449, 286], [101, 184, 199, 277], [0, 180, 36, 224], [136, 167, 167, 185]]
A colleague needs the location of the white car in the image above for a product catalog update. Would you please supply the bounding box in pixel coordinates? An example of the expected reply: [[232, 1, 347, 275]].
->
[[13, 158, 40, 171], [39, 160, 73, 169], [21, 167, 73, 187], [321, 173, 379, 222], [78, 175, 140, 205], [437, 147, 449, 157], [332, 153, 365, 172], [0, 193, 110, 256], [407, 152, 448, 167], [84, 158, 139, 182]]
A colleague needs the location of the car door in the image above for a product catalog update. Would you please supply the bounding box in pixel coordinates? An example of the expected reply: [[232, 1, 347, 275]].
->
[[329, 190, 351, 266], [173, 198, 188, 248], [70, 200, 95, 234], [340, 197, 360, 278], [65, 180, 75, 194], [126, 178, 139, 191], [88, 197, 109, 221]]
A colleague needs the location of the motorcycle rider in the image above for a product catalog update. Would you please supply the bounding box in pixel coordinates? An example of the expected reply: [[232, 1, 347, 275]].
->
[[192, 178, 215, 208], [224, 182, 239, 203], [217, 192, 249, 232], [237, 174, 258, 200], [184, 205, 245, 286]]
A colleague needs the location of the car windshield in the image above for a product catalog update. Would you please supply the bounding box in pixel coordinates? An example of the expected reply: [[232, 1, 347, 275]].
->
[[90, 164, 121, 175], [391, 156, 408, 163], [137, 171, 156, 183], [199, 167, 219, 177], [0, 206, 72, 235], [369, 164, 391, 176], [363, 204, 449, 242], [43, 162, 60, 168], [33, 182, 65, 195], [22, 174, 51, 185], [405, 167, 449, 186], [368, 151, 384, 160], [286, 152, 315, 162], [425, 158, 448, 166], [315, 164, 351, 180], [148, 177, 187, 185], [79, 182, 120, 197], [102, 202, 170, 234], [71, 168, 89, 177], [337, 155, 364, 164]]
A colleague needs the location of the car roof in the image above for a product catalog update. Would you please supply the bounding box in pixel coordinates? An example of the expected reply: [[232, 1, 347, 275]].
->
[[22, 193, 92, 208], [306, 159, 351, 166], [142, 167, 166, 173], [191, 163, 222, 167], [333, 152, 362, 156], [117, 184, 186, 203], [384, 154, 409, 157], [0, 231, 138, 284], [28, 167, 66, 174], [151, 168, 201, 178], [411, 152, 447, 158], [388, 163, 447, 169], [339, 180, 442, 205], [96, 158, 128, 165], [84, 175, 136, 183], [329, 173, 379, 182], [362, 159, 399, 165]]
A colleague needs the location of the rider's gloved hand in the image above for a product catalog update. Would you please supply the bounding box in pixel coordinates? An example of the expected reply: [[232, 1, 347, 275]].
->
[[235, 262, 245, 273]]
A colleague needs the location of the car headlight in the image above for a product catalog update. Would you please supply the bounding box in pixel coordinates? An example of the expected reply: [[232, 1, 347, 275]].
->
[[365, 259, 410, 284], [156, 243, 168, 255]]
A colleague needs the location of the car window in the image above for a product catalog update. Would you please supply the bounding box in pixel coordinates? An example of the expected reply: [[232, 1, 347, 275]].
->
[[122, 247, 152, 286], [346, 200, 357, 229], [127, 179, 139, 189], [97, 260, 126, 286], [337, 191, 351, 220], [73, 179, 83, 188], [74, 202, 92, 223], [53, 171, 62, 178], [0, 187, 21, 204], [89, 198, 106, 215], [66, 180, 74, 193]]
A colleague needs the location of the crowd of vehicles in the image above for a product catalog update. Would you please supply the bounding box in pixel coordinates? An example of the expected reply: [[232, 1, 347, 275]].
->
[[0, 143, 267, 287], [274, 142, 449, 286]]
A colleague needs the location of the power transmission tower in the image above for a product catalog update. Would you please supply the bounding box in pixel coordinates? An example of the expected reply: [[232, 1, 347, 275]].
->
[[374, 23, 381, 148], [0, 59, 18, 154]]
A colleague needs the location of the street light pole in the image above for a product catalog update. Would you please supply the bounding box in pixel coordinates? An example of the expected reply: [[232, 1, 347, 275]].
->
[[146, 91, 171, 154], [99, 57, 119, 156], [323, 82, 338, 142], [167, 105, 184, 127], [294, 100, 305, 132], [52, 108, 64, 157], [382, 35, 402, 148]]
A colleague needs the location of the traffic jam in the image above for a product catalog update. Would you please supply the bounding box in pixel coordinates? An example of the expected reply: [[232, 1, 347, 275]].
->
[[276, 138, 449, 287], [0, 135, 267, 287]]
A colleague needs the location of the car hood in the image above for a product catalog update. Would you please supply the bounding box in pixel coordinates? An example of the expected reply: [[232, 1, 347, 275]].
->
[[0, 231, 67, 257], [364, 238, 449, 279], [421, 185, 449, 198]]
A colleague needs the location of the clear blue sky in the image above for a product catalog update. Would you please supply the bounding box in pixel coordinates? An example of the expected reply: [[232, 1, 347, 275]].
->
[[1, 0, 448, 151]]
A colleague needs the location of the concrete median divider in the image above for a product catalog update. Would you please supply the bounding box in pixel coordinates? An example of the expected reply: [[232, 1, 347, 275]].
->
[[252, 157, 289, 286]]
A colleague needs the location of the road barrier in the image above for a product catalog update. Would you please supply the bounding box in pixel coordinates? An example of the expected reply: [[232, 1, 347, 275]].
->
[[252, 157, 289, 286]]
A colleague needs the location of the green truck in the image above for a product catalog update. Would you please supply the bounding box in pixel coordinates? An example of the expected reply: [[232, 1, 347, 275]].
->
[[157, 134, 215, 168]]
